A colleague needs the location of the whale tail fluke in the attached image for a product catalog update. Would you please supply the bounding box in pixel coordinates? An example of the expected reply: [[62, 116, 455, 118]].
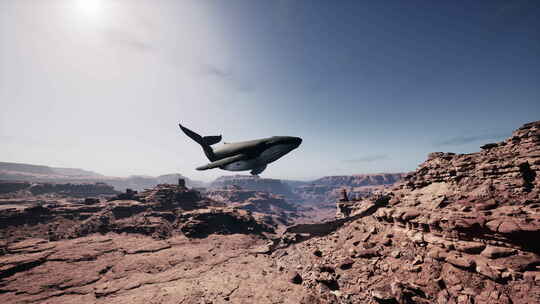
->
[[178, 124, 220, 161]]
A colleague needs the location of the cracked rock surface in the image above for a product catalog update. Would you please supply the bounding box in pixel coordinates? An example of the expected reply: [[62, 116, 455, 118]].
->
[[1, 234, 308, 304]]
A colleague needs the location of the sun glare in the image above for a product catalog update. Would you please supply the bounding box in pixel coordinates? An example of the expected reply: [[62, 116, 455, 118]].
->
[[75, 0, 104, 19]]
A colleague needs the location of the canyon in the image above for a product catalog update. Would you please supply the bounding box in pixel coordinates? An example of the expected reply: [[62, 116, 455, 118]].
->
[[0, 121, 538, 303]]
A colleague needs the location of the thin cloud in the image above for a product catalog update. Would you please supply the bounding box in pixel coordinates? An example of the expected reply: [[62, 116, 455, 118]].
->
[[435, 132, 508, 146], [200, 64, 256, 93], [104, 28, 154, 52], [202, 65, 232, 78], [342, 154, 390, 163]]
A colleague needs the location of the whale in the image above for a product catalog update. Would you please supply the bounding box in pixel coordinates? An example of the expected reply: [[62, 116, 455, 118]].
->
[[178, 124, 302, 175]]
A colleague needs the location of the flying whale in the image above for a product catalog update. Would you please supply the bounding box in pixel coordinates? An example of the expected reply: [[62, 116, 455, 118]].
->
[[178, 124, 302, 175]]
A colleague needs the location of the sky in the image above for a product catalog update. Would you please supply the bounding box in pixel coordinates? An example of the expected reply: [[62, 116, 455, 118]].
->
[[1, 0, 539, 182]]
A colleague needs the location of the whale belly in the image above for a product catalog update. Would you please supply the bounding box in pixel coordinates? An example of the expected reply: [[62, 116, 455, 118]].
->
[[222, 159, 258, 171]]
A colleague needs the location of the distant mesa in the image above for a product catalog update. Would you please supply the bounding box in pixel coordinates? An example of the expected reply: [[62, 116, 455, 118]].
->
[[0, 180, 118, 197], [0, 161, 103, 178], [209, 175, 297, 199], [104, 173, 205, 192], [0, 161, 204, 192], [293, 173, 407, 205], [0, 161, 407, 209], [310, 173, 407, 187]]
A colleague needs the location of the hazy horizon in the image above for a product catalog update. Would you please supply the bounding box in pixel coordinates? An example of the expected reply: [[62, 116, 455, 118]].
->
[[1, 1, 539, 182], [1, 159, 411, 183]]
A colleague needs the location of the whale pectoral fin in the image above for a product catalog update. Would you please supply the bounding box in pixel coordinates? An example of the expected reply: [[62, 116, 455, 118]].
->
[[196, 154, 248, 170], [250, 164, 267, 175]]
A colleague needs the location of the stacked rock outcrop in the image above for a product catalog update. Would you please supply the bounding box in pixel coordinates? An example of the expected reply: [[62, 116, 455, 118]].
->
[[134, 183, 211, 211], [358, 121, 540, 303], [379, 120, 540, 250]]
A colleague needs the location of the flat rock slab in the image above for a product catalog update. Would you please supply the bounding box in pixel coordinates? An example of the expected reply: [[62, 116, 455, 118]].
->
[[0, 233, 308, 304]]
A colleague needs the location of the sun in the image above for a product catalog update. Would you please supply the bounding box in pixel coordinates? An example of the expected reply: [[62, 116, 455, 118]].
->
[[75, 0, 104, 19]]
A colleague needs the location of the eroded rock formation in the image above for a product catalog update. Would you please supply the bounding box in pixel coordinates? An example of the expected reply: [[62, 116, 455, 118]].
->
[[0, 183, 271, 244], [269, 120, 540, 303], [206, 185, 301, 226]]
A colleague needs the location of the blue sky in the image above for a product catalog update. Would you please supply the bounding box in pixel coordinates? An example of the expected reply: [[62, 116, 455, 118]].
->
[[1, 0, 539, 181]]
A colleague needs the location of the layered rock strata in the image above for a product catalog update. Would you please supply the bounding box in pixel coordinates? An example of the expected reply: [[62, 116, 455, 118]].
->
[[271, 121, 540, 303]]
